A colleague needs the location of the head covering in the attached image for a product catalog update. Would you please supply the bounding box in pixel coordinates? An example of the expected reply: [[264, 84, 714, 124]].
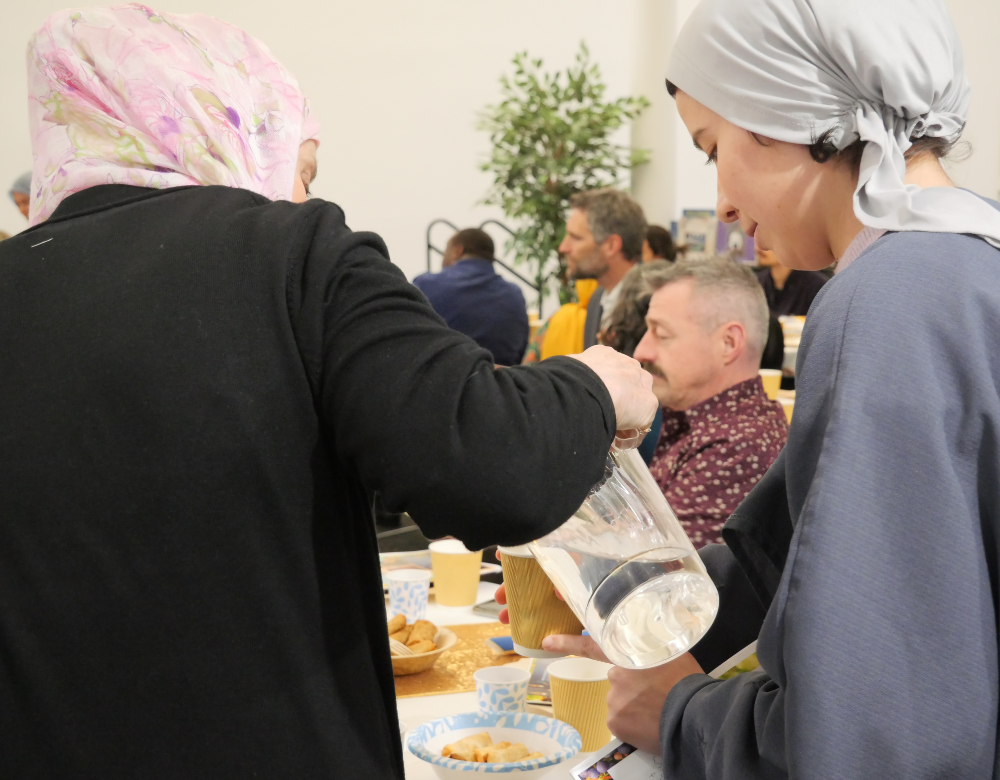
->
[[9, 172, 32, 203], [26, 4, 320, 226], [667, 0, 1000, 250]]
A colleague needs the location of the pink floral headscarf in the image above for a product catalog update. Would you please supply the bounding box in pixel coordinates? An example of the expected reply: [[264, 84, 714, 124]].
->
[[26, 4, 320, 225]]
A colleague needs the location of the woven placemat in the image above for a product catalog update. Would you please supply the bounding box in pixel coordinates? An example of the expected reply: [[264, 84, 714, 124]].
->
[[394, 623, 521, 699]]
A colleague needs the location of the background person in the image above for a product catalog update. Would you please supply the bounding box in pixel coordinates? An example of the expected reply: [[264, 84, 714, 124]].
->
[[754, 244, 827, 316], [8, 172, 30, 220], [602, 259, 788, 466], [631, 257, 787, 547], [560, 188, 646, 349], [600, 260, 671, 464], [642, 224, 676, 262], [523, 188, 645, 363], [521, 278, 599, 364], [0, 8, 657, 778], [413, 228, 529, 366]]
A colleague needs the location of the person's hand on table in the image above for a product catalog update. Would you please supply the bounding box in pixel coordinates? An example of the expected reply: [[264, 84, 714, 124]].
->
[[542, 634, 705, 755], [570, 346, 657, 433]]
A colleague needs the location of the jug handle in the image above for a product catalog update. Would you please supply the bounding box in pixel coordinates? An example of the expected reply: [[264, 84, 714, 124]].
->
[[612, 427, 651, 451]]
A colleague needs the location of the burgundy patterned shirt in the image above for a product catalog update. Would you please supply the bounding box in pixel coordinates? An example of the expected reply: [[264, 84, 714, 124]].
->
[[649, 376, 788, 548]]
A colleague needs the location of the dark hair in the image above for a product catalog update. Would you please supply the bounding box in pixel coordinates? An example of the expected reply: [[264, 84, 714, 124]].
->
[[644, 225, 676, 261], [806, 130, 955, 167], [665, 79, 957, 167], [449, 228, 495, 261], [569, 188, 647, 262], [600, 261, 667, 356]]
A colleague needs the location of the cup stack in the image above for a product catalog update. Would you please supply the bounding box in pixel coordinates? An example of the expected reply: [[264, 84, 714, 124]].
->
[[499, 545, 583, 658]]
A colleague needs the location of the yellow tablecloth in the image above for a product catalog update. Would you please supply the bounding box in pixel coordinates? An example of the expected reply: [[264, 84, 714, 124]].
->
[[394, 623, 520, 699]]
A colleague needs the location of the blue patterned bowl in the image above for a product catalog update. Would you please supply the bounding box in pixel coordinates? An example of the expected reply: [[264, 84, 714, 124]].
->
[[408, 711, 582, 779]]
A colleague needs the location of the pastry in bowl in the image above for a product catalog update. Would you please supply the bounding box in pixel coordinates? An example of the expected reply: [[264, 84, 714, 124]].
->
[[387, 615, 457, 676], [408, 711, 582, 779]]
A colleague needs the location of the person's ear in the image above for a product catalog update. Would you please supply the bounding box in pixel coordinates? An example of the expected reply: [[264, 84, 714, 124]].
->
[[443, 243, 462, 267], [603, 233, 624, 259], [719, 321, 747, 365]]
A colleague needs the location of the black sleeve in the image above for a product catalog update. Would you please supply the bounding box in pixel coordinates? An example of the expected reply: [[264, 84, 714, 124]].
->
[[688, 543, 767, 673], [287, 204, 616, 550]]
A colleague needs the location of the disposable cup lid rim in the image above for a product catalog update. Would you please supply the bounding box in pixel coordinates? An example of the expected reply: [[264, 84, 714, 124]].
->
[[473, 666, 531, 683], [497, 545, 533, 557], [385, 568, 432, 581], [429, 539, 476, 554], [547, 657, 613, 682]]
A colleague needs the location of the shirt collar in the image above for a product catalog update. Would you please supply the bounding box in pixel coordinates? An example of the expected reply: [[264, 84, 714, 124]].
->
[[41, 184, 197, 229], [446, 257, 496, 276], [835, 226, 887, 274], [665, 375, 767, 424], [599, 280, 623, 330]]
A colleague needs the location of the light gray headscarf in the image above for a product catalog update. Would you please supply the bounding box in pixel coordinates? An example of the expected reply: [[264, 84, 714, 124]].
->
[[667, 0, 1000, 249]]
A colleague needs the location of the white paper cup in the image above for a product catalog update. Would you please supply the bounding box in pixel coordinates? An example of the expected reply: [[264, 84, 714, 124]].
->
[[474, 665, 530, 713], [386, 569, 432, 623]]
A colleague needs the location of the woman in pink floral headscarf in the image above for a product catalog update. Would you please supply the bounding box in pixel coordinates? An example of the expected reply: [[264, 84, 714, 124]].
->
[[26, 3, 320, 224], [0, 5, 655, 779]]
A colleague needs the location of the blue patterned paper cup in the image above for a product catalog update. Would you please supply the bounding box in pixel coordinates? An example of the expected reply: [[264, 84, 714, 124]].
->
[[474, 665, 530, 713], [386, 569, 432, 623]]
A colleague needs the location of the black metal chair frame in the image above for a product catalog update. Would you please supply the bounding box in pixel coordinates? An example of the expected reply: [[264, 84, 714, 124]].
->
[[425, 218, 549, 318]]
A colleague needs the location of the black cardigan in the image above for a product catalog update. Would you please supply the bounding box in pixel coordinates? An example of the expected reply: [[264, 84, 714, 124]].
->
[[0, 185, 615, 778]]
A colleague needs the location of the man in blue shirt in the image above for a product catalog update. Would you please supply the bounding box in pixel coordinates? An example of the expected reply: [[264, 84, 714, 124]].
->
[[413, 229, 529, 366]]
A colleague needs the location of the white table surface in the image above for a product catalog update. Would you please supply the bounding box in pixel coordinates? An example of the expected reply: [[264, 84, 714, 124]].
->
[[390, 582, 600, 779]]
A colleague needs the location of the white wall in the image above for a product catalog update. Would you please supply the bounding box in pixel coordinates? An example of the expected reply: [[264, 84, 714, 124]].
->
[[0, 0, 640, 316], [942, 0, 1000, 199], [2, 0, 997, 287], [629, 0, 676, 228]]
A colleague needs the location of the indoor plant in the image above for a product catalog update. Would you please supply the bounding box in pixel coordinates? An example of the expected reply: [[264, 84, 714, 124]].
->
[[480, 43, 649, 306]]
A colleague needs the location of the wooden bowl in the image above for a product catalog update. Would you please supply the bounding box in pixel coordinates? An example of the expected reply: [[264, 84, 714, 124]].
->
[[391, 628, 458, 676]]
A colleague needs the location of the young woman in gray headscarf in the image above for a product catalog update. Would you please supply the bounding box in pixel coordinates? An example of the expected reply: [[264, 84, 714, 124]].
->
[[540, 0, 1000, 776]]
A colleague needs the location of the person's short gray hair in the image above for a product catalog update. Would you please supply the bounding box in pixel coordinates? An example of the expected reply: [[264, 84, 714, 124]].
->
[[569, 188, 647, 261], [8, 171, 31, 203], [644, 256, 769, 356]]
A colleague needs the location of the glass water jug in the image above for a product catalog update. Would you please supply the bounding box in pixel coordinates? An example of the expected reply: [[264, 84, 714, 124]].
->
[[528, 446, 719, 669]]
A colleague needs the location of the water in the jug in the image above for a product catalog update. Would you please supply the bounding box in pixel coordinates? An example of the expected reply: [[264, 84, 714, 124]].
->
[[531, 545, 719, 669]]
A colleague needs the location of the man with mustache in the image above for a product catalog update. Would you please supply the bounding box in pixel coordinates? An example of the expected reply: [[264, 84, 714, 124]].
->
[[632, 257, 788, 548]]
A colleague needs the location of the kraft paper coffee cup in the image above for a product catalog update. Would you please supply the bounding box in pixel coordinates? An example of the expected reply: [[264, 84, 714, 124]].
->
[[758, 369, 782, 400], [498, 545, 583, 658], [778, 396, 794, 423], [429, 539, 483, 606], [548, 657, 613, 751]]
